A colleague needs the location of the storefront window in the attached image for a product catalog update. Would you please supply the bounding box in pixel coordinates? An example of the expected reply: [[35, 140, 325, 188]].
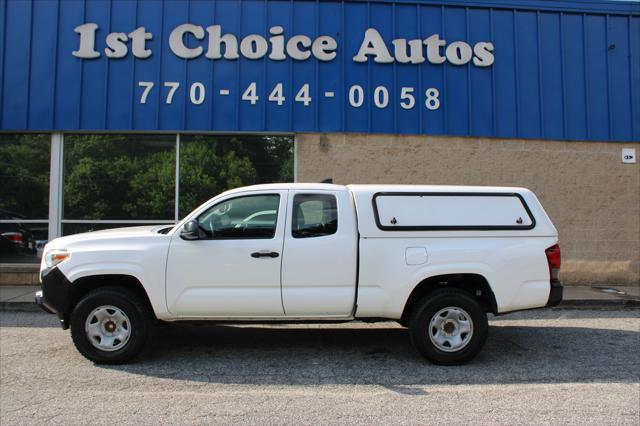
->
[[179, 135, 293, 216], [1, 133, 293, 247], [63, 134, 176, 225], [0, 134, 50, 263]]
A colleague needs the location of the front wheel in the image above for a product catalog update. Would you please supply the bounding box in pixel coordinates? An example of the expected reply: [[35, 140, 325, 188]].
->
[[409, 288, 488, 365], [70, 287, 151, 364]]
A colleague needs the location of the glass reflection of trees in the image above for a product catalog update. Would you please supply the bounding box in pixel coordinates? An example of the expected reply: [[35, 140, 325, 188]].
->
[[0, 134, 50, 262], [0, 132, 293, 251], [63, 134, 293, 221]]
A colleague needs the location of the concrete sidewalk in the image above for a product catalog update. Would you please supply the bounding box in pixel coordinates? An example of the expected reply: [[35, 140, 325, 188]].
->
[[1, 285, 638, 312]]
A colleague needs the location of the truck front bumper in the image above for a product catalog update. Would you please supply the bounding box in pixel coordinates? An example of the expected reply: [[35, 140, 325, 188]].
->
[[35, 266, 72, 329], [34, 290, 57, 314], [546, 281, 563, 307]]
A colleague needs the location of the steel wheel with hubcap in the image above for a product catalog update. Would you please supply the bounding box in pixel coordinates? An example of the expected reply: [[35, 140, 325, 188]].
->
[[70, 287, 151, 364], [85, 305, 132, 352], [409, 288, 488, 365], [428, 306, 474, 352]]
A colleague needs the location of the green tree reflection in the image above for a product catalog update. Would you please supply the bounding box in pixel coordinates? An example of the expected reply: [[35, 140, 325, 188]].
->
[[63, 134, 293, 221]]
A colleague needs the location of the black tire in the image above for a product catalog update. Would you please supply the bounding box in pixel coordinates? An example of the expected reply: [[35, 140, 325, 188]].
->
[[409, 288, 488, 365], [70, 287, 152, 364]]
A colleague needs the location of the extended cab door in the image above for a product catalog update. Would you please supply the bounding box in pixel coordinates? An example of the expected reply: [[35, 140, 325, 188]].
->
[[281, 190, 358, 317], [165, 191, 287, 317]]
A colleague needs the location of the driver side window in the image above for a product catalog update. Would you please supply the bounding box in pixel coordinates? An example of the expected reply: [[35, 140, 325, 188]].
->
[[197, 194, 280, 239]]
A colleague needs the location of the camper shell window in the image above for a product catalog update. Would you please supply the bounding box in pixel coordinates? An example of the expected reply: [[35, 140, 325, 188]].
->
[[372, 192, 536, 231]]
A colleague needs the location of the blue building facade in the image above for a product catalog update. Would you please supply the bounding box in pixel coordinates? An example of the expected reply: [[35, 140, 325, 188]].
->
[[1, 0, 638, 141]]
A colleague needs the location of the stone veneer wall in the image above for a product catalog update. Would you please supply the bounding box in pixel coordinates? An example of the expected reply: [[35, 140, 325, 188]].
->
[[0, 265, 40, 286], [296, 133, 640, 286]]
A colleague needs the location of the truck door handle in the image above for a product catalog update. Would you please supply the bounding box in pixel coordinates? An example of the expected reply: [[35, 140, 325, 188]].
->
[[251, 251, 280, 258]]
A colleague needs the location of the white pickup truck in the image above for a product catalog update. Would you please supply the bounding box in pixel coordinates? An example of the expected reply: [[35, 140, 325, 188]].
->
[[36, 183, 562, 365]]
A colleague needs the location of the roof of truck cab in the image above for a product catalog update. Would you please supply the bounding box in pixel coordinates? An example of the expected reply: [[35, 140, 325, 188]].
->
[[346, 184, 533, 194], [223, 183, 534, 195], [224, 182, 529, 196], [221, 183, 349, 195]]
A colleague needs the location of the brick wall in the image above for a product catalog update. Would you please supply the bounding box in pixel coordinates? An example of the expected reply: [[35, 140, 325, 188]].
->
[[296, 133, 640, 286]]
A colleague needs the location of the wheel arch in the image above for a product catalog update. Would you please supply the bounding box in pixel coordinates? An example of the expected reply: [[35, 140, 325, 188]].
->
[[66, 274, 157, 323], [399, 273, 497, 327]]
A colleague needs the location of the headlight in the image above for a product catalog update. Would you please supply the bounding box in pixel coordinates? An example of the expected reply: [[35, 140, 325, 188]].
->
[[44, 249, 70, 268]]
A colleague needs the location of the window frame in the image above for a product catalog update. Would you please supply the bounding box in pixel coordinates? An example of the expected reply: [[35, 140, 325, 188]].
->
[[371, 192, 537, 231]]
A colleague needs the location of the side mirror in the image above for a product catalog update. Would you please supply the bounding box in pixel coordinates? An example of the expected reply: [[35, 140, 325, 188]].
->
[[180, 220, 202, 240]]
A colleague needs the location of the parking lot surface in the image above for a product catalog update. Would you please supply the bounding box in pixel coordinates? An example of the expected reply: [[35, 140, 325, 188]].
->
[[1, 309, 639, 425]]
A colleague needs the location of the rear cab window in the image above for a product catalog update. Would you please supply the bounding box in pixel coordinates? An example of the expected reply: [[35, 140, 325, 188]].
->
[[292, 194, 338, 238]]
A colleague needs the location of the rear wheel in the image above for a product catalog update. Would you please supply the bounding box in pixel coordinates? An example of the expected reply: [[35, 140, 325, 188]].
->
[[409, 288, 488, 365], [70, 287, 151, 364]]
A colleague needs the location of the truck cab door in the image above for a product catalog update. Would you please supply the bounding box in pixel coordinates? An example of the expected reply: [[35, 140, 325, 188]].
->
[[281, 190, 358, 317], [165, 190, 288, 317]]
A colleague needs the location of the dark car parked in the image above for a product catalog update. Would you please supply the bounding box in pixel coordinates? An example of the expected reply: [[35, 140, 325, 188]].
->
[[0, 209, 38, 262]]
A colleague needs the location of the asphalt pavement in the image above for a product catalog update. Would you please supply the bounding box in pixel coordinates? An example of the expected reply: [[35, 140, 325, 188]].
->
[[1, 309, 639, 425]]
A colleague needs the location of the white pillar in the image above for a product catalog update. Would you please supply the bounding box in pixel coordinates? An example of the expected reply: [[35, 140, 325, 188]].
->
[[48, 133, 64, 241], [175, 133, 180, 222]]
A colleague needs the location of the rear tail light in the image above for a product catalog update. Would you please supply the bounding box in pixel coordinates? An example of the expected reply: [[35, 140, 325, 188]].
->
[[2, 232, 24, 245], [545, 244, 561, 282]]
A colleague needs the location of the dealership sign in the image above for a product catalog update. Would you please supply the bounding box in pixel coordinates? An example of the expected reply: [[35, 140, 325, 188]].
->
[[73, 24, 495, 67], [0, 0, 638, 141]]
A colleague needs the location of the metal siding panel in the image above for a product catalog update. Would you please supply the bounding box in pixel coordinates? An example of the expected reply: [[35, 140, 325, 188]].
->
[[349, 1, 640, 16], [238, 0, 266, 131], [444, 7, 469, 136], [584, 14, 609, 140], [468, 8, 493, 136], [104, 0, 136, 130], [420, 5, 445, 135], [0, 1, 7, 129], [343, 1, 368, 133], [631, 17, 640, 140], [539, 12, 564, 139], [157, 0, 187, 131], [0, 0, 637, 141], [290, 1, 317, 132], [492, 9, 518, 137], [562, 13, 587, 140], [54, 0, 84, 130], [516, 10, 541, 138], [133, 0, 163, 130], [28, 0, 59, 130], [394, 3, 421, 135], [211, 0, 241, 131], [265, 0, 292, 133], [317, 1, 342, 133], [607, 15, 633, 141], [81, 0, 110, 130], [184, 0, 214, 131], [369, 2, 394, 134], [2, 0, 32, 130], [0, 0, 5, 129]]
